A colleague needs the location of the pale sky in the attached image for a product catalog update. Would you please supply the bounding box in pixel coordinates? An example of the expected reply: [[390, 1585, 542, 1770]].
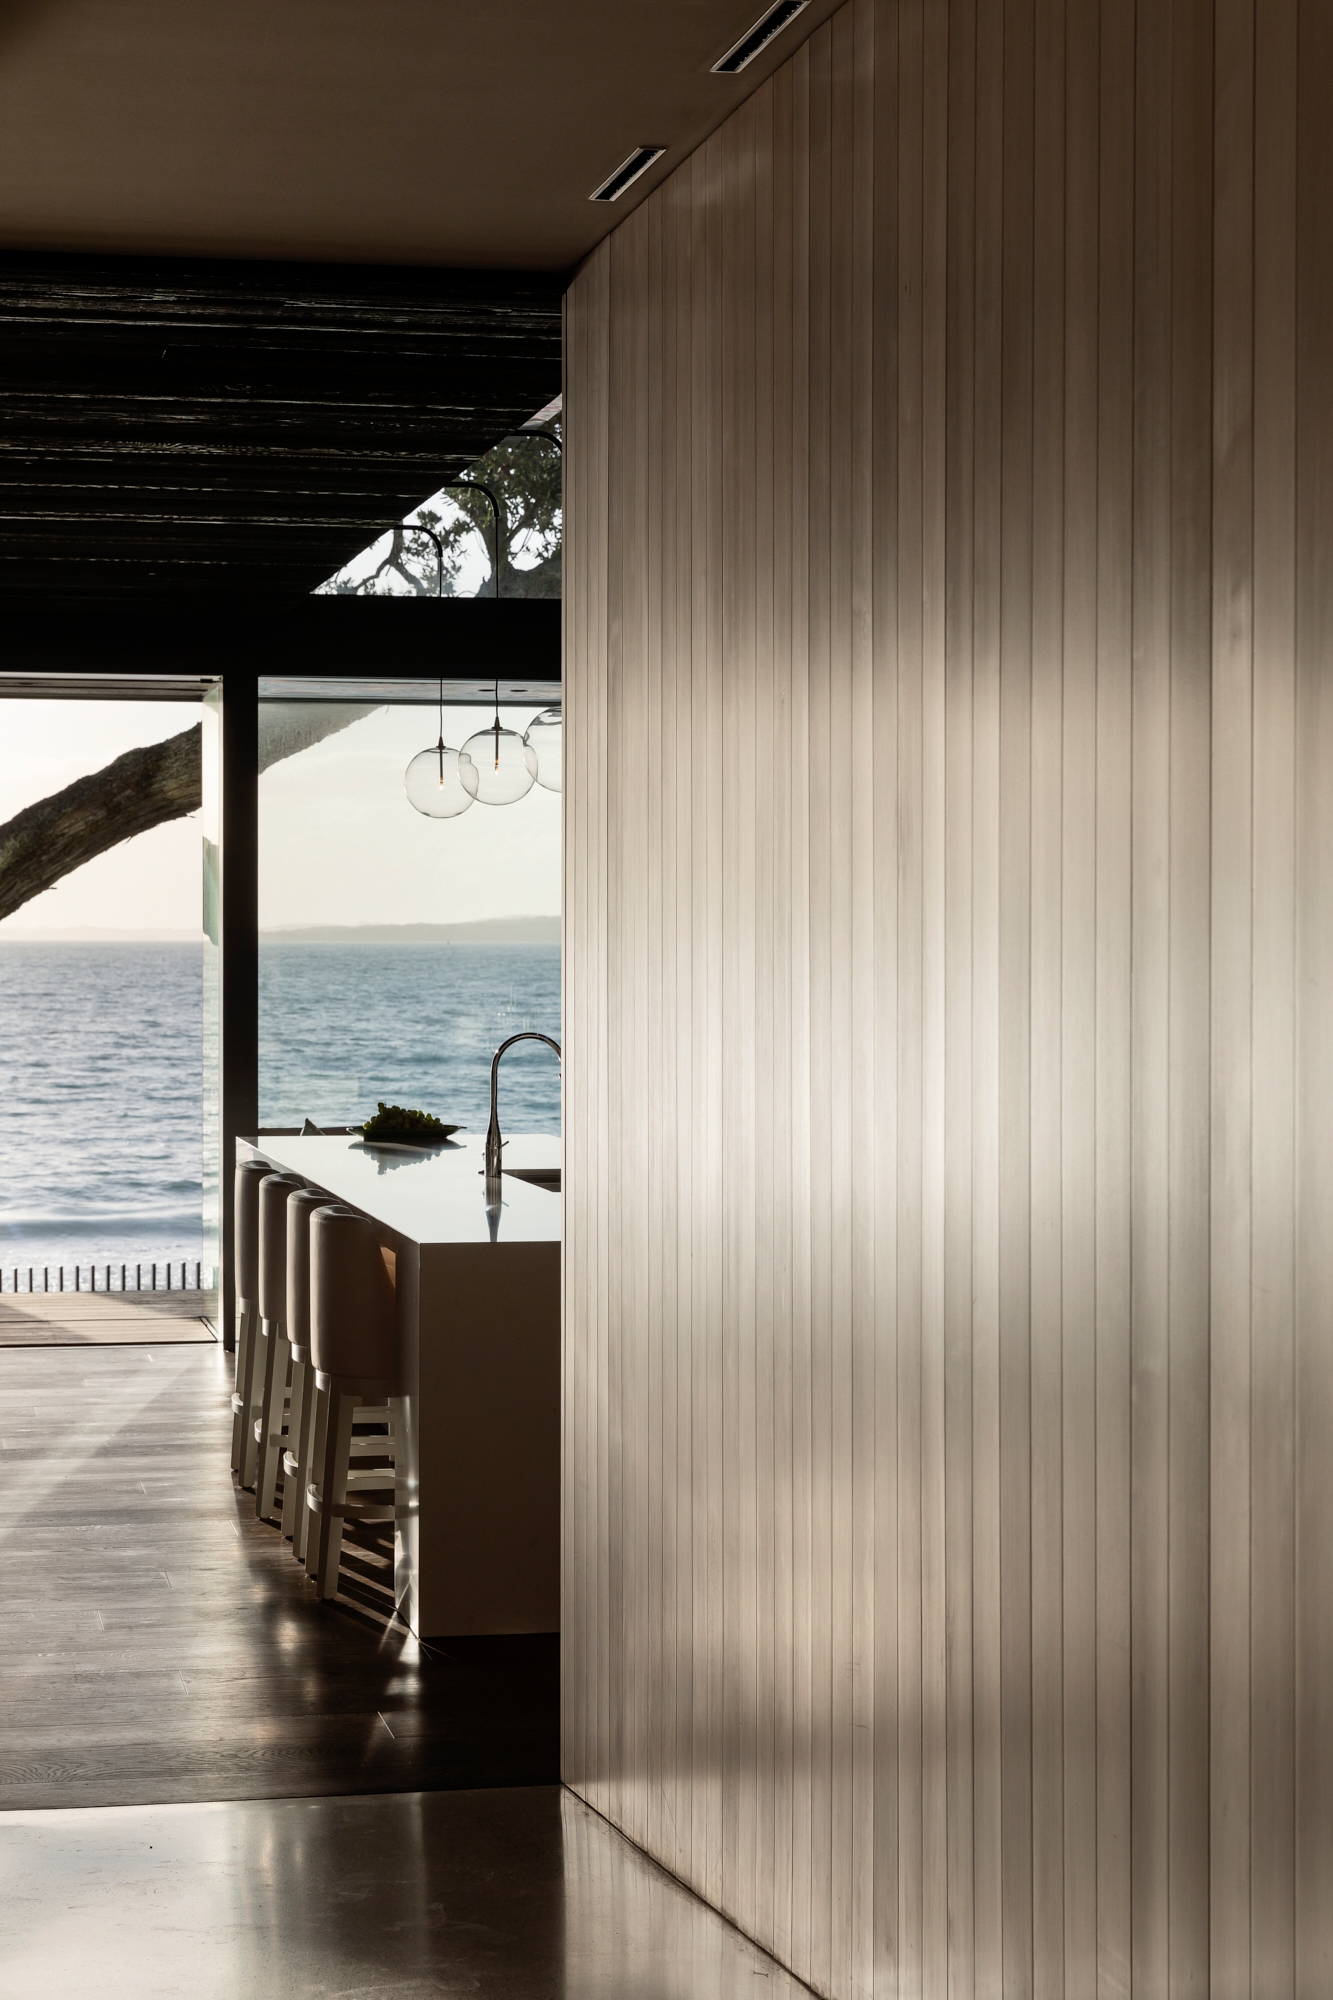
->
[[0, 697, 561, 937], [259, 703, 561, 930]]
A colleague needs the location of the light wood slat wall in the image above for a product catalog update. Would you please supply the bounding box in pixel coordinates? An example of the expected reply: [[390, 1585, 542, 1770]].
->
[[561, 2, 1332, 1993]]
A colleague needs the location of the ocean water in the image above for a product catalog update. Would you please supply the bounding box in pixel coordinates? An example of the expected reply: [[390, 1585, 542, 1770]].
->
[[0, 942, 203, 1278], [258, 942, 561, 1136], [0, 940, 560, 1279]]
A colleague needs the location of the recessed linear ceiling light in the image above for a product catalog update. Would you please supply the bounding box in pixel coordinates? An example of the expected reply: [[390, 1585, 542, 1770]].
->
[[589, 146, 667, 203], [712, 0, 810, 74]]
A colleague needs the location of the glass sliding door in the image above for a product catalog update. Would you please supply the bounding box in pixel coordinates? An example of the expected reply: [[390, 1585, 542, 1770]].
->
[[201, 682, 221, 1314]]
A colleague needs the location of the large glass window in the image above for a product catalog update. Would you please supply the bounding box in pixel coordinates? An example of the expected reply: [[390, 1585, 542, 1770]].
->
[[257, 694, 561, 1145]]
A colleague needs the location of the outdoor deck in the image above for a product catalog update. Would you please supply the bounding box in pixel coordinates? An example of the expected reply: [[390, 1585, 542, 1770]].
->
[[0, 1289, 217, 1345]]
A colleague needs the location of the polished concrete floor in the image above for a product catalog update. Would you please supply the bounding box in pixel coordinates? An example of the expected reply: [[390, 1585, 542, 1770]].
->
[[0, 1341, 557, 1807], [0, 1784, 813, 1999]]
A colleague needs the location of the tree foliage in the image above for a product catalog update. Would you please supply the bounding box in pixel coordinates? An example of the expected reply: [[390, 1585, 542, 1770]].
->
[[325, 430, 562, 599]]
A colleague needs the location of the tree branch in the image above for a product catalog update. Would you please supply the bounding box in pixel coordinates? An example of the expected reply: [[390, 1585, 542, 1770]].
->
[[0, 702, 393, 924], [0, 724, 200, 924]]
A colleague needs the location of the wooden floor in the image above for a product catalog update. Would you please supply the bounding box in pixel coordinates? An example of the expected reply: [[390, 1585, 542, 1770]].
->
[[0, 1289, 217, 1346], [0, 1341, 558, 1810]]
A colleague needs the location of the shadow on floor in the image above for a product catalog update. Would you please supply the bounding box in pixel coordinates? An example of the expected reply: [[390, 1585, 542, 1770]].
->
[[0, 1342, 558, 1810]]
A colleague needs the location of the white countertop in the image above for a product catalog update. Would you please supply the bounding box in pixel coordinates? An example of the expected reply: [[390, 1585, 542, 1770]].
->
[[241, 1132, 561, 1248]]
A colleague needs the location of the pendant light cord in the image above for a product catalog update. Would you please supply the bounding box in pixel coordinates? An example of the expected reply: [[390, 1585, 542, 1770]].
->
[[394, 495, 508, 779], [397, 526, 447, 779]]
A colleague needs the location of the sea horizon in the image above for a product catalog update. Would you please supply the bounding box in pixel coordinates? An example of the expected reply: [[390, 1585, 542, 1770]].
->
[[0, 915, 559, 945]]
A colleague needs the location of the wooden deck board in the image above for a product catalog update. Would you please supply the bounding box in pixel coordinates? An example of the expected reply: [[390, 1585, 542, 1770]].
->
[[0, 1290, 217, 1344]]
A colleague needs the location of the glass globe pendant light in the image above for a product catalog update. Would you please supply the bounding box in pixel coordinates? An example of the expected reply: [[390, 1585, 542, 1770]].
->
[[522, 706, 562, 793], [405, 666, 478, 818], [460, 678, 537, 806], [399, 526, 478, 818]]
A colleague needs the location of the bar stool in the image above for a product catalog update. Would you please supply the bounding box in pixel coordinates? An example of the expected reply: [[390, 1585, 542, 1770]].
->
[[230, 1158, 272, 1484], [294, 1205, 398, 1577], [280, 1186, 328, 1559], [253, 1170, 305, 1519], [307, 1204, 400, 1601]]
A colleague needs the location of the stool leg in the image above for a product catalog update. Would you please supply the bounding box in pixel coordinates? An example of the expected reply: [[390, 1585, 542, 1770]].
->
[[255, 1321, 290, 1523], [314, 1386, 357, 1599], [299, 1376, 327, 1567], [230, 1298, 255, 1473], [239, 1308, 263, 1490], [281, 1359, 308, 1543]]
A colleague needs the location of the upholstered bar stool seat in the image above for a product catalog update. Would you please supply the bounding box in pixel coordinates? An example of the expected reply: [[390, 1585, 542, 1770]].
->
[[230, 1158, 272, 1484], [307, 1204, 400, 1601], [253, 1171, 305, 1521]]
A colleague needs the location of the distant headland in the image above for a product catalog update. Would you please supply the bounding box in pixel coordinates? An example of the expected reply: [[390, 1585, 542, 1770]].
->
[[260, 918, 560, 944]]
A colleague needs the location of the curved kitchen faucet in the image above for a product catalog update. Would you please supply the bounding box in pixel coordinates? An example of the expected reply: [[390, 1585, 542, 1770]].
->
[[485, 1032, 561, 1189]]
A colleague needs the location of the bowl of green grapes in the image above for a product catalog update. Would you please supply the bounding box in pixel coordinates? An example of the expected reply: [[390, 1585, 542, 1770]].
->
[[356, 1103, 463, 1149]]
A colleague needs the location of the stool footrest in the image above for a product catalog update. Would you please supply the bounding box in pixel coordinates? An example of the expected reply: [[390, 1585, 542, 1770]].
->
[[306, 1477, 396, 1522], [341, 1466, 397, 1491]]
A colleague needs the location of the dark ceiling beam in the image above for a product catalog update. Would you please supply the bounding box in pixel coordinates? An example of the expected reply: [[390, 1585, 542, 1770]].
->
[[0, 251, 564, 599], [0, 594, 561, 684]]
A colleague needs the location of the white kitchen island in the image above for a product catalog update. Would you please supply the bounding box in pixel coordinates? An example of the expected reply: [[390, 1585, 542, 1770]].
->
[[241, 1131, 560, 1639]]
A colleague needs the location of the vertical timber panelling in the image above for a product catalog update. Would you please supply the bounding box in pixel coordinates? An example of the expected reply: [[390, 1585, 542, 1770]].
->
[[1251, 0, 1298, 1993], [561, 2, 1331, 1996], [1295, 2, 1333, 1992], [1061, 0, 1100, 1985], [1095, 0, 1136, 1988], [1210, 1, 1256, 1996]]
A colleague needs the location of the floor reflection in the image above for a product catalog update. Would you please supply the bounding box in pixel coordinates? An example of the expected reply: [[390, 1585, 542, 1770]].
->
[[0, 1785, 811, 1999]]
